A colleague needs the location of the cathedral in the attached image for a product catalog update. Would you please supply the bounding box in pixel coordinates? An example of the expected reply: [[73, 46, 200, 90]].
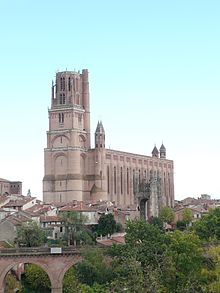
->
[[43, 69, 174, 217]]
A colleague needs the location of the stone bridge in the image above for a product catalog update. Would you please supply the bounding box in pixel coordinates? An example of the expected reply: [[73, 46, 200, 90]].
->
[[0, 247, 82, 293]]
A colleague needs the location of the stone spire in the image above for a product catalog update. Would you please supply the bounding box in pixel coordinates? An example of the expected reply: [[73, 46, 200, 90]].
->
[[159, 143, 166, 159], [95, 121, 105, 148], [152, 145, 159, 158]]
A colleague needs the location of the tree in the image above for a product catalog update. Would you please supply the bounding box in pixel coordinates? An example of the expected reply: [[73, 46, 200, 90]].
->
[[61, 211, 94, 246], [182, 208, 193, 225], [176, 220, 187, 231], [5, 272, 22, 293], [159, 206, 175, 224], [164, 231, 207, 292], [97, 213, 116, 236], [201, 245, 220, 293], [148, 216, 164, 230], [76, 248, 114, 286], [22, 264, 50, 292], [17, 221, 45, 247], [63, 266, 81, 293], [194, 207, 220, 240]]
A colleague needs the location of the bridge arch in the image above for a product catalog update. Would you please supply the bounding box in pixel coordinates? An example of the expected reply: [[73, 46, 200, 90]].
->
[[0, 259, 52, 293], [0, 253, 82, 293]]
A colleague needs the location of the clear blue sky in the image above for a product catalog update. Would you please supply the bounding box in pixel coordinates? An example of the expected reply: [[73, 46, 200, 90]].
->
[[1, 0, 220, 200]]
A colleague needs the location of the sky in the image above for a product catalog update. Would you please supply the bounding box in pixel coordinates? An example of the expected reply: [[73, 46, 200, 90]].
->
[[1, 0, 220, 200]]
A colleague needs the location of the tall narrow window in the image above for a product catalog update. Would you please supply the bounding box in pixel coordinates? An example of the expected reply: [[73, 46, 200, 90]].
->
[[59, 113, 61, 123], [63, 94, 65, 104], [60, 94, 62, 104], [114, 167, 116, 194], [60, 78, 63, 90], [62, 77, 65, 90], [120, 167, 123, 194], [133, 169, 135, 193], [68, 77, 71, 91], [127, 168, 129, 194], [139, 169, 141, 184], [61, 113, 64, 123], [107, 166, 110, 193]]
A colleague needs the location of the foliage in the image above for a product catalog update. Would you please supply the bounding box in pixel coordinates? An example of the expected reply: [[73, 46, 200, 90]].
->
[[61, 211, 94, 246], [76, 248, 114, 286], [148, 216, 164, 230], [201, 245, 220, 292], [159, 206, 175, 224], [182, 208, 193, 225], [109, 256, 146, 293], [194, 207, 220, 240], [5, 272, 22, 293], [176, 220, 187, 231], [22, 264, 50, 292], [164, 231, 207, 292], [97, 213, 116, 236], [63, 266, 81, 293], [17, 221, 45, 247], [115, 222, 124, 233], [125, 219, 168, 268]]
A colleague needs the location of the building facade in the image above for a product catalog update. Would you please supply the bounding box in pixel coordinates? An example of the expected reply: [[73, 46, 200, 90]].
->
[[43, 69, 174, 217], [0, 178, 22, 196]]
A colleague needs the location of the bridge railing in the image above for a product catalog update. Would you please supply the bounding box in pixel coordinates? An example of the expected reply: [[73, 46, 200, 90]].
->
[[0, 246, 79, 256]]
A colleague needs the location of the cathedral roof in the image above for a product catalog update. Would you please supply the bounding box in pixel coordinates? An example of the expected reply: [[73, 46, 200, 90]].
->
[[95, 121, 105, 134]]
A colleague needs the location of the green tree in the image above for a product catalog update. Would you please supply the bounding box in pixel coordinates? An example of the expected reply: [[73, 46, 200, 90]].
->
[[201, 245, 220, 293], [17, 221, 45, 247], [182, 208, 193, 225], [109, 256, 146, 293], [5, 272, 22, 293], [97, 213, 116, 236], [148, 216, 164, 230], [164, 231, 207, 292], [76, 248, 114, 286], [176, 220, 187, 231], [61, 211, 94, 246], [63, 266, 81, 293], [194, 207, 220, 240], [22, 264, 50, 292], [159, 206, 175, 224]]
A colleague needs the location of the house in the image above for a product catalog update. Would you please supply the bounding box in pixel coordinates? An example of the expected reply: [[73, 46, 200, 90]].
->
[[0, 211, 32, 243], [40, 215, 64, 240]]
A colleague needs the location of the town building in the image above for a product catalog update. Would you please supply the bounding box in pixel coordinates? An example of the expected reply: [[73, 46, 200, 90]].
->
[[0, 178, 22, 196], [43, 69, 174, 218]]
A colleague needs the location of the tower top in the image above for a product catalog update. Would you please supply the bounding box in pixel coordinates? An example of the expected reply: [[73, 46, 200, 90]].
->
[[95, 121, 105, 134], [152, 145, 159, 158]]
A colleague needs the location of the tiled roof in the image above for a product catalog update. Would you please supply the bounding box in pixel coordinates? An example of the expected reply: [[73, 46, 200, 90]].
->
[[40, 216, 61, 222]]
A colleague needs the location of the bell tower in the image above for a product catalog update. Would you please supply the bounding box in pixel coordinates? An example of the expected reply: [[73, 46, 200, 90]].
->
[[43, 69, 91, 203]]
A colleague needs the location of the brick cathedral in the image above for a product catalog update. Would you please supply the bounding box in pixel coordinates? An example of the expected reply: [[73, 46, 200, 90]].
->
[[43, 69, 174, 218]]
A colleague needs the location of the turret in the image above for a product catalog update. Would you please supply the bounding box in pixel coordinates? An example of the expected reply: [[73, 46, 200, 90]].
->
[[159, 143, 166, 159], [152, 145, 159, 158], [95, 121, 105, 149]]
